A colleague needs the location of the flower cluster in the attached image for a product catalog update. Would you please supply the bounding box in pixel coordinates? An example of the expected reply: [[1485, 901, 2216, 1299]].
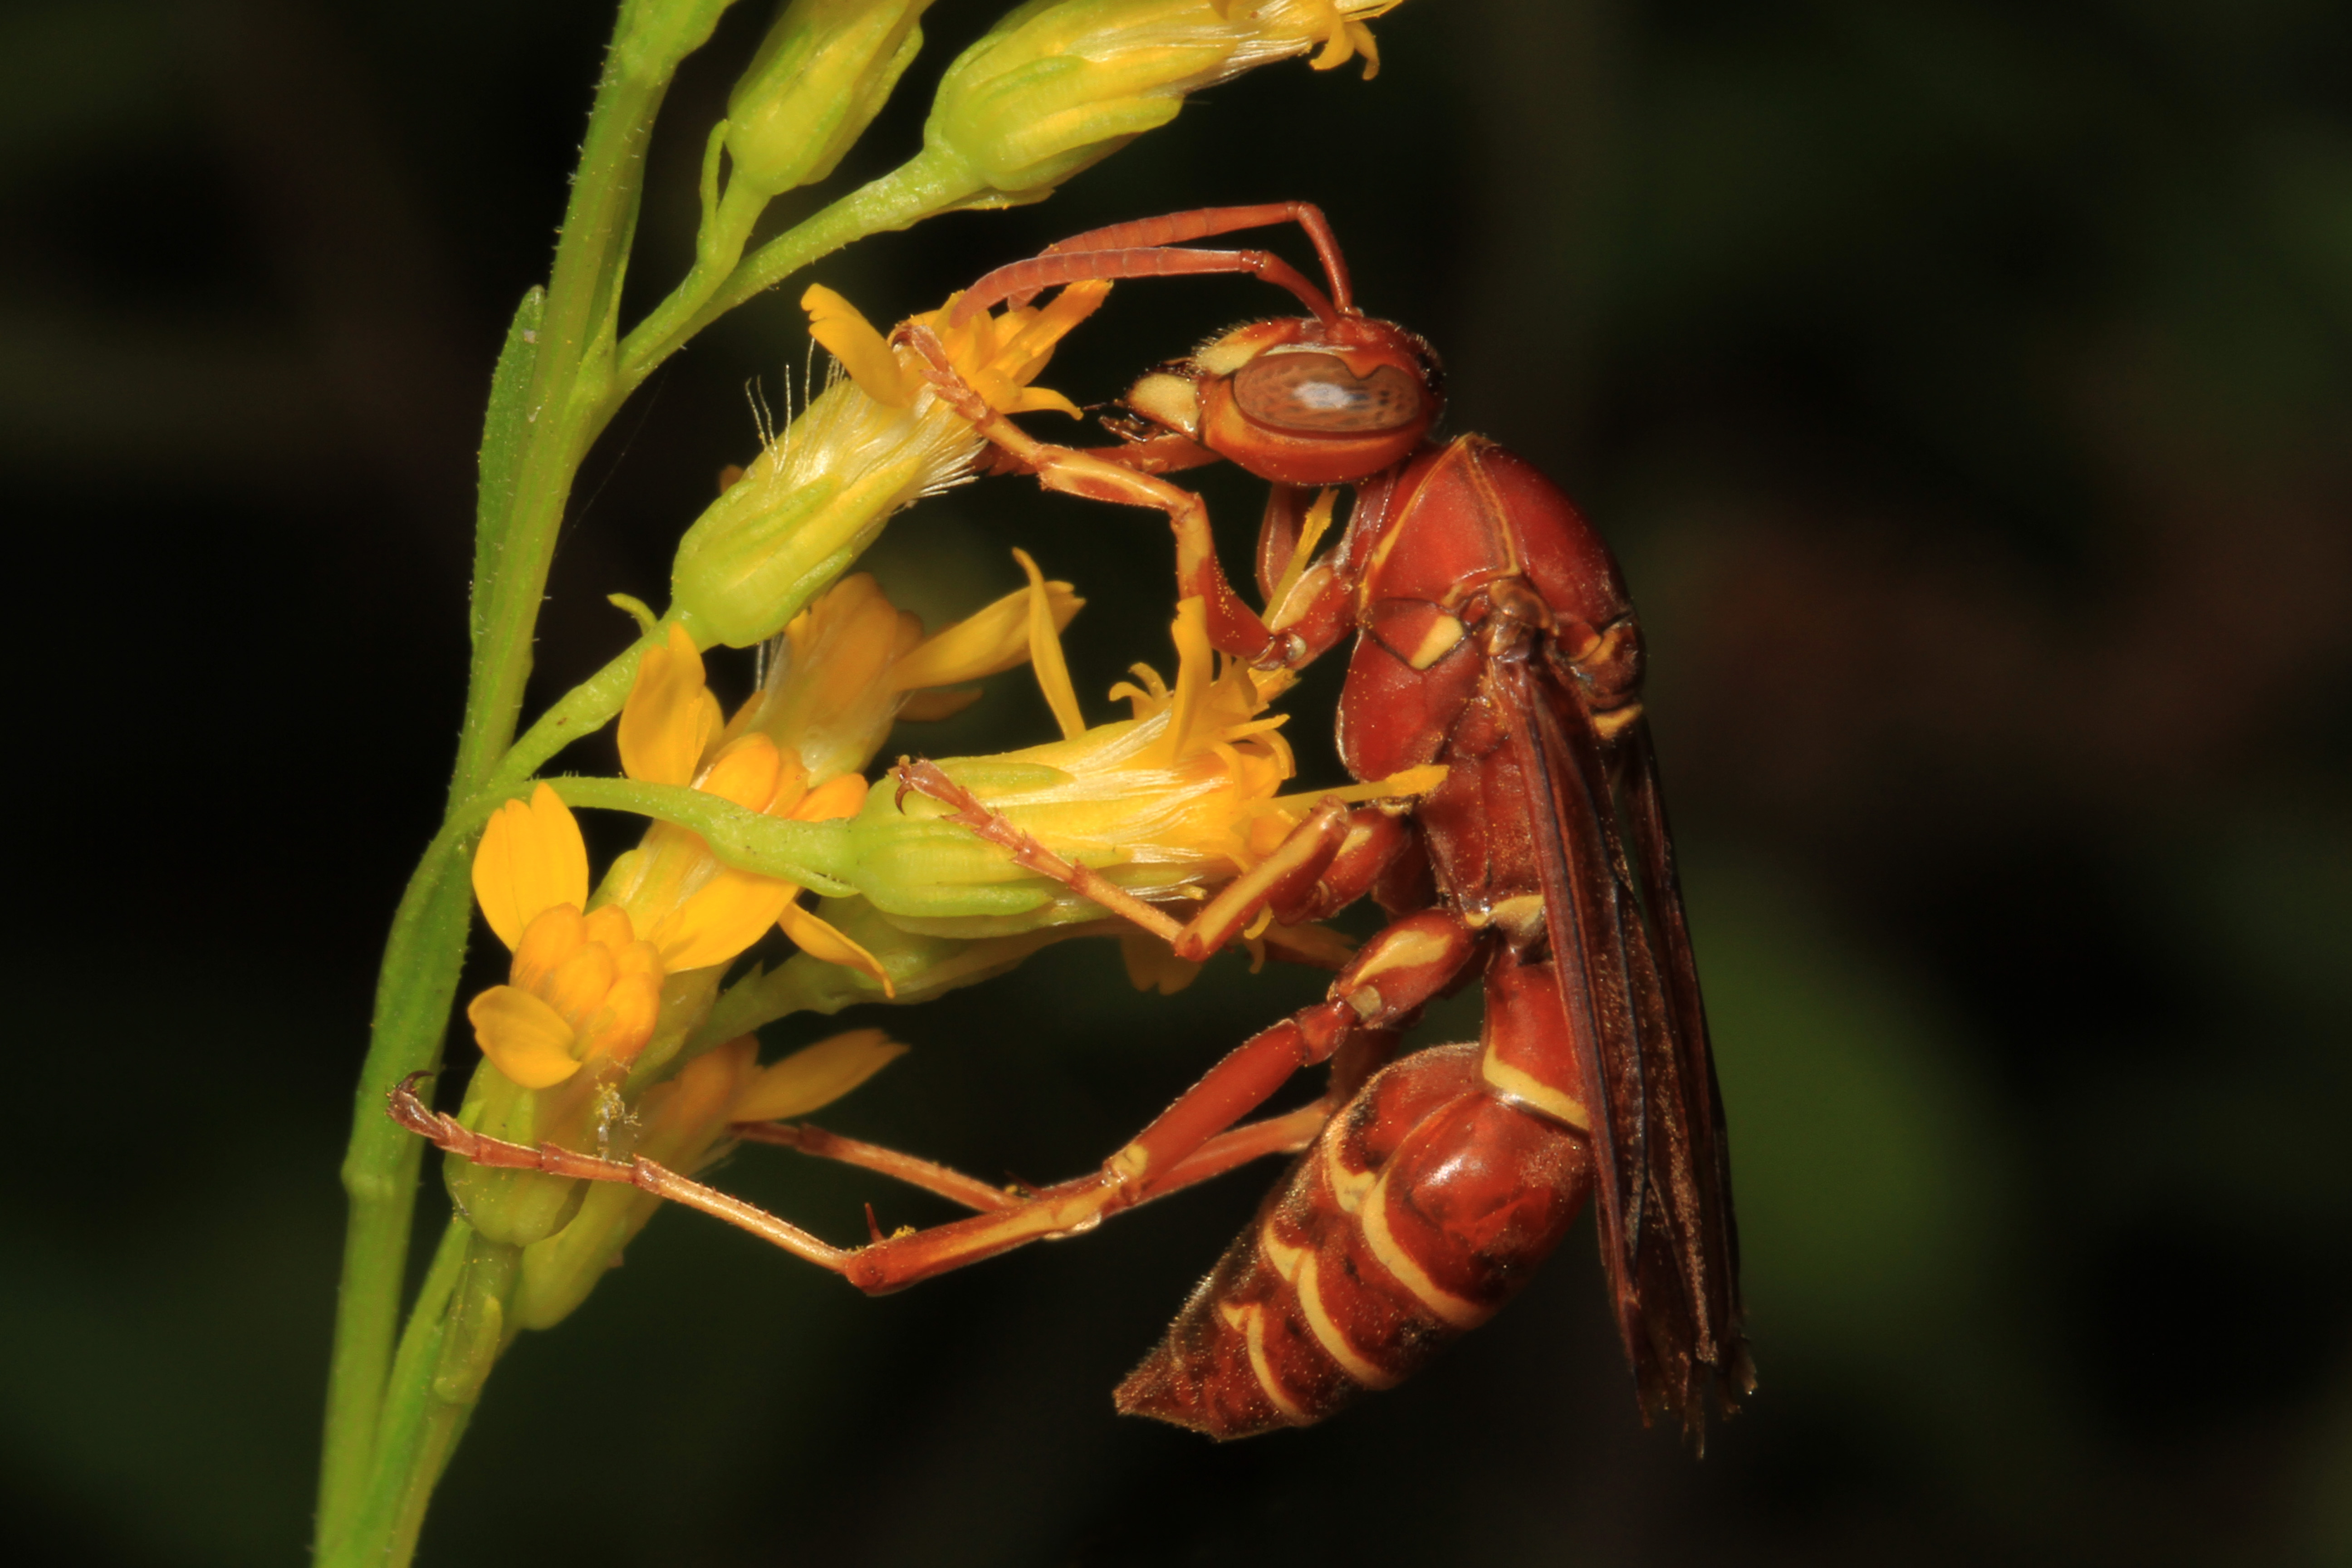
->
[[449, 568, 1076, 1257]]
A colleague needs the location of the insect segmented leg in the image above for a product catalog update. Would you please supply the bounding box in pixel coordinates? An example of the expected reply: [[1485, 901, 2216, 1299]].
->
[[731, 1100, 1336, 1218], [387, 1076, 851, 1273], [896, 324, 1292, 666], [892, 759, 1414, 966], [958, 201, 1353, 324]]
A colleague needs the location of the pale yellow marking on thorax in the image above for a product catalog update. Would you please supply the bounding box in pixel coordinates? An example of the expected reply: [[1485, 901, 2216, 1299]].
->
[[1350, 925, 1458, 986], [1407, 613, 1465, 670], [1480, 1053, 1592, 1132], [1296, 1251, 1401, 1389], [1259, 1222, 1307, 1284], [1359, 1171, 1495, 1330], [1323, 1133, 1377, 1215], [1241, 1304, 1311, 1424], [1489, 894, 1546, 943], [1590, 701, 1643, 741]]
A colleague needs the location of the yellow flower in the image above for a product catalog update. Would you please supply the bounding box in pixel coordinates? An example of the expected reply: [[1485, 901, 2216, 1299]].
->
[[466, 769, 787, 1091], [852, 570, 1299, 935], [853, 554, 1443, 945], [671, 280, 1104, 648], [620, 574, 1086, 991], [804, 278, 1110, 418], [466, 904, 664, 1090]]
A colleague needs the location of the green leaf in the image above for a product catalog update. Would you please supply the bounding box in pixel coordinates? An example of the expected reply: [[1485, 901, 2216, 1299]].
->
[[470, 286, 544, 652]]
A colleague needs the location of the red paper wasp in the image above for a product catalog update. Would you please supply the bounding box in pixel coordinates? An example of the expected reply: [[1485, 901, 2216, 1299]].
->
[[396, 204, 1750, 1441]]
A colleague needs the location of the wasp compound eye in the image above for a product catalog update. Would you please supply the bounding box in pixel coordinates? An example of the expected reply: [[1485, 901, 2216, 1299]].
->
[[1232, 351, 1425, 435]]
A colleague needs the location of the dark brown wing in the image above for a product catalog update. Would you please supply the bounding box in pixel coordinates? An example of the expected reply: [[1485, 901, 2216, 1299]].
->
[[1496, 655, 1751, 1437]]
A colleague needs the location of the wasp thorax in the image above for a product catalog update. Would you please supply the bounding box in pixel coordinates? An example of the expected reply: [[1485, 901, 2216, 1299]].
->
[[1233, 350, 1424, 434]]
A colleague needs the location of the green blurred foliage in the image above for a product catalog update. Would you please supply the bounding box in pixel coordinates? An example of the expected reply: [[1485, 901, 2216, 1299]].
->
[[3, 0, 2347, 1564]]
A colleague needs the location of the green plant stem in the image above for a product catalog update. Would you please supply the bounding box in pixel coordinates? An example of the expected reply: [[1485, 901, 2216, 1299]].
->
[[551, 777, 859, 888], [612, 145, 982, 404], [326, 1224, 514, 1568], [485, 622, 672, 796], [315, 35, 676, 1558]]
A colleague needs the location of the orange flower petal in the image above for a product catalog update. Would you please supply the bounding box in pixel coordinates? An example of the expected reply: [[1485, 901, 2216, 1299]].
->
[[541, 940, 618, 1031], [803, 285, 916, 408], [651, 867, 799, 972], [473, 784, 590, 950], [701, 734, 788, 811], [468, 984, 582, 1090], [887, 576, 1084, 693], [1016, 549, 1085, 742], [777, 903, 895, 996], [790, 772, 868, 822], [576, 972, 662, 1066], [509, 903, 587, 995], [1151, 597, 1213, 768], [1120, 932, 1203, 997], [619, 624, 722, 787], [728, 1027, 908, 1123], [580, 904, 638, 951]]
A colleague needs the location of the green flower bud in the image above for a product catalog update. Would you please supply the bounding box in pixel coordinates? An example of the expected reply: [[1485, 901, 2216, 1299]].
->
[[443, 1063, 599, 1248], [726, 0, 935, 196], [670, 373, 975, 648], [923, 0, 1402, 201]]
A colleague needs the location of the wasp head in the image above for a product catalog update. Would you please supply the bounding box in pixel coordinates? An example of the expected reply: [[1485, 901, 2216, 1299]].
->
[[1118, 314, 1442, 486]]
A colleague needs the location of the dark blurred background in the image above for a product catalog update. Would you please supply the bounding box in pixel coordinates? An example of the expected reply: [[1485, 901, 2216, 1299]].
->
[[7, 0, 2349, 1563]]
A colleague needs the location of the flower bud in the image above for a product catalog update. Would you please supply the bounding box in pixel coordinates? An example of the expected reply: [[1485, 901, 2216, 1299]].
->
[[923, 0, 1404, 201], [725, 0, 934, 197], [671, 284, 1098, 648]]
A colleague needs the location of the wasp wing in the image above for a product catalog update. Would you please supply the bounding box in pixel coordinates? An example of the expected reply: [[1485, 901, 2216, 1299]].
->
[[1498, 654, 1750, 1436]]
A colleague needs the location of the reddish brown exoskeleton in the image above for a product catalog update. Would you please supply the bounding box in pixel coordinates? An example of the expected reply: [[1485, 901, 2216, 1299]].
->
[[392, 204, 1749, 1443], [884, 205, 1753, 1438]]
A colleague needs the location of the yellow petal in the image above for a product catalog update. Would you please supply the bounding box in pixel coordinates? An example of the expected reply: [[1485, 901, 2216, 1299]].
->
[[473, 784, 590, 951], [576, 971, 662, 1066], [1016, 549, 1086, 742], [778, 903, 896, 997], [620, 624, 722, 787], [803, 285, 915, 409], [509, 903, 585, 994], [1266, 487, 1340, 622], [700, 734, 789, 811], [468, 985, 582, 1090], [1151, 598, 1213, 767], [791, 772, 868, 821], [1002, 279, 1111, 372], [650, 866, 799, 972], [728, 1027, 909, 1123], [580, 904, 639, 952], [645, 1037, 761, 1146], [1003, 384, 1085, 419], [1266, 763, 1448, 814], [1120, 932, 1203, 997], [540, 940, 618, 1031], [896, 687, 985, 722], [888, 578, 1085, 692]]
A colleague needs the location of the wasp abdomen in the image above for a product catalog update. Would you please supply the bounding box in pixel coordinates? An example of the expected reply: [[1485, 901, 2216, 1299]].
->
[[1115, 1044, 1593, 1439]]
